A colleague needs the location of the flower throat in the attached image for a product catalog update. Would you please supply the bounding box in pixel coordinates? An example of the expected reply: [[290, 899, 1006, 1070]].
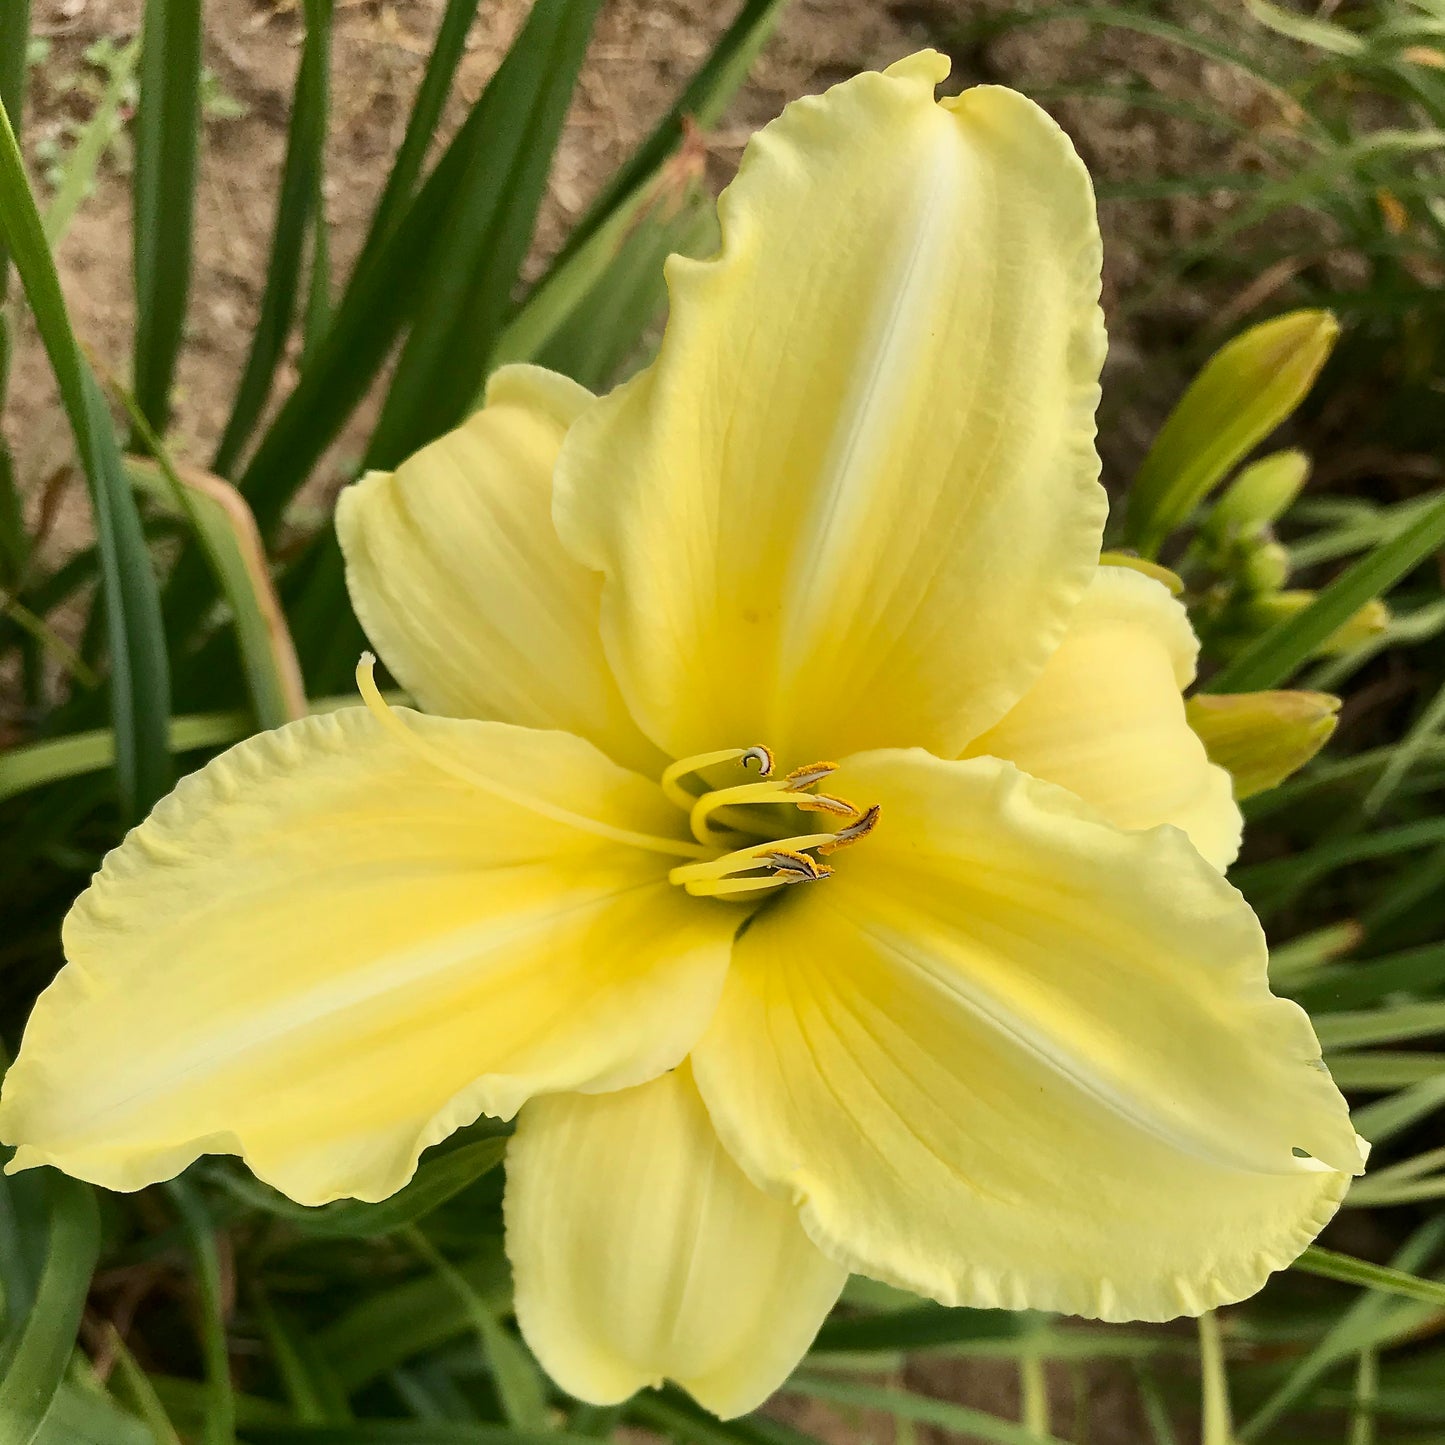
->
[[355, 654, 877, 900]]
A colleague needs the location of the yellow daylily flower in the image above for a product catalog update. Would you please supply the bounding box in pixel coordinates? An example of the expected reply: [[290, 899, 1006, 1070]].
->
[[0, 51, 1364, 1420]]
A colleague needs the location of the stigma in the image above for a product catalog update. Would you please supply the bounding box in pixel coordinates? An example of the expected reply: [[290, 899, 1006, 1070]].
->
[[663, 746, 879, 901]]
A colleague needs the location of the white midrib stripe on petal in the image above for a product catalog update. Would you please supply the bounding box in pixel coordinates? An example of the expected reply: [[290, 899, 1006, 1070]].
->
[[772, 127, 958, 722]]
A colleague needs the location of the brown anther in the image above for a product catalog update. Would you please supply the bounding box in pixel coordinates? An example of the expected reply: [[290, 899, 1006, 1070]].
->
[[794, 792, 861, 819], [740, 745, 775, 776], [818, 803, 881, 855], [763, 848, 833, 883], [783, 762, 840, 791]]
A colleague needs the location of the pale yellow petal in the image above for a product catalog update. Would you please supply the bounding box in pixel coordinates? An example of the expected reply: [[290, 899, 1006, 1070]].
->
[[967, 566, 1242, 869], [554, 54, 1107, 763], [337, 363, 662, 775], [691, 750, 1363, 1322], [506, 1064, 845, 1418], [0, 711, 734, 1204]]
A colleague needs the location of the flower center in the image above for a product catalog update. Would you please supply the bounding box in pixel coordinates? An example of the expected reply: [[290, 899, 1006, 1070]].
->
[[661, 747, 880, 901], [353, 656, 878, 897]]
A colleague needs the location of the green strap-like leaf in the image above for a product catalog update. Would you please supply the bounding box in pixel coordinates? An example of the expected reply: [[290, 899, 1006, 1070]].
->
[[363, 0, 604, 467], [0, 98, 172, 820], [350, 0, 480, 277], [163, 1181, 236, 1445], [212, 0, 333, 477], [131, 0, 203, 436], [0, 1175, 101, 1445], [1241, 1220, 1445, 1440], [211, 1135, 507, 1240], [1295, 1245, 1445, 1309], [552, 0, 789, 270], [0, 0, 30, 299]]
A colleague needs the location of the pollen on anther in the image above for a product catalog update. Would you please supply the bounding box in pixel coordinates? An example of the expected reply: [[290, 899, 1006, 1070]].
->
[[764, 848, 832, 882], [740, 745, 775, 776], [819, 803, 881, 855], [784, 762, 839, 790], [794, 792, 861, 819]]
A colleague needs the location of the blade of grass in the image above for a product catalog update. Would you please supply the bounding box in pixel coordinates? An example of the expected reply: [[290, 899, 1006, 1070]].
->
[[1240, 1218, 1445, 1439], [1198, 1313, 1233, 1445], [131, 0, 202, 437], [106, 1327, 185, 1445], [1316, 1001, 1445, 1049], [212, 0, 333, 477], [232, 10, 572, 540], [1232, 818, 1445, 913], [533, 178, 717, 390], [32, 1381, 152, 1445], [1295, 1246, 1445, 1307], [812, 1303, 1028, 1354], [1351, 1075, 1445, 1145], [550, 0, 788, 270], [0, 693, 367, 803], [0, 0, 30, 306], [1364, 676, 1445, 814], [162, 1181, 235, 1445], [0, 1175, 100, 1444], [243, 1429, 590, 1444], [1206, 489, 1445, 692], [1350, 1347, 1378, 1445], [363, 0, 603, 468], [209, 1135, 506, 1239], [403, 1229, 549, 1432], [252, 1291, 352, 1426], [349, 0, 479, 278], [318, 1240, 511, 1392], [1291, 941, 1445, 1011], [783, 1375, 1068, 1445], [0, 98, 172, 819], [1329, 1053, 1445, 1089]]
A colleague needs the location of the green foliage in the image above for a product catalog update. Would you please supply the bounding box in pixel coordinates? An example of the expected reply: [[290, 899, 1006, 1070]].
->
[[2, 2, 1445, 1443]]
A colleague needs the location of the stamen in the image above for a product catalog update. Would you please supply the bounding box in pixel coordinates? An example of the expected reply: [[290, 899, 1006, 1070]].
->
[[355, 654, 711, 861], [794, 792, 860, 819], [669, 833, 840, 887], [741, 746, 776, 776], [660, 745, 773, 811], [818, 803, 882, 854], [783, 762, 839, 790], [677, 848, 834, 900], [762, 848, 834, 882], [684, 875, 791, 899], [687, 756, 846, 844]]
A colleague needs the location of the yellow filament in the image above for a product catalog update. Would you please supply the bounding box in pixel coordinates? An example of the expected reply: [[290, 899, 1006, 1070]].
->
[[660, 745, 773, 811], [668, 832, 839, 887], [355, 654, 711, 861], [684, 875, 790, 899], [688, 781, 812, 846]]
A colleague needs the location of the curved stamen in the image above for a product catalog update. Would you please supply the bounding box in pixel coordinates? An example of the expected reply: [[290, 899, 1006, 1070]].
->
[[660, 745, 774, 811], [355, 655, 711, 861], [688, 781, 804, 846]]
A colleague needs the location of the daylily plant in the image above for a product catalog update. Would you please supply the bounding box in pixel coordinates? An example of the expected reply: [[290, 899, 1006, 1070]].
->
[[0, 52, 1364, 1419]]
